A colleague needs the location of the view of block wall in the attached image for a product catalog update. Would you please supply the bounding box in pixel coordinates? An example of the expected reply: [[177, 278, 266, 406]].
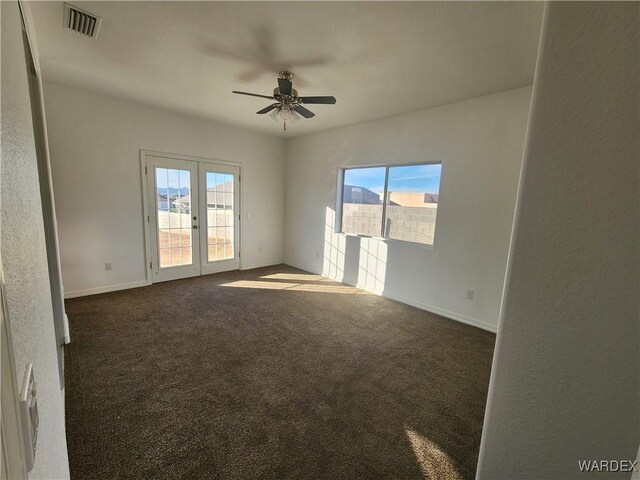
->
[[341, 203, 438, 245], [341, 204, 382, 237]]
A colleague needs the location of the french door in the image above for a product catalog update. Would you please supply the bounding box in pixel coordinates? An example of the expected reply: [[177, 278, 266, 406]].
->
[[146, 155, 240, 283]]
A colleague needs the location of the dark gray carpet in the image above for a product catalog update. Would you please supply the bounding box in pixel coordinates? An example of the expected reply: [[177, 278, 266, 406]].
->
[[64, 265, 495, 479]]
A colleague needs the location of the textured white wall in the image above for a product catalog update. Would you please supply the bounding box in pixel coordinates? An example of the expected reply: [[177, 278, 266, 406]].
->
[[284, 87, 532, 331], [1, 1, 70, 478], [43, 82, 286, 296], [478, 3, 639, 478]]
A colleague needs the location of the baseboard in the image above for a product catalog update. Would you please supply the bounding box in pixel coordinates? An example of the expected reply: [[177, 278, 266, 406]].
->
[[283, 261, 498, 333], [64, 280, 149, 299], [379, 291, 498, 333], [240, 259, 284, 271], [64, 263, 284, 298], [64, 264, 498, 333]]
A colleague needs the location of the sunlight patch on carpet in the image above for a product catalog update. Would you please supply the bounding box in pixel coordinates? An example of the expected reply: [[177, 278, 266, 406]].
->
[[220, 280, 369, 294], [405, 427, 462, 480], [261, 273, 331, 282]]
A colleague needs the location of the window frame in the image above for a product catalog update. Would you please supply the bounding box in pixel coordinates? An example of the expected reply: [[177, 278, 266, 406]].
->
[[336, 161, 443, 247]]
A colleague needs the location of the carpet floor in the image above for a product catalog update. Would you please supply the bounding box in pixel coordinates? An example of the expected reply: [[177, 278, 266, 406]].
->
[[64, 265, 495, 479]]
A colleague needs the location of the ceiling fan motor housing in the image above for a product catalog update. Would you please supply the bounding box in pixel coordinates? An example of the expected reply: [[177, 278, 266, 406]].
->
[[274, 87, 298, 100]]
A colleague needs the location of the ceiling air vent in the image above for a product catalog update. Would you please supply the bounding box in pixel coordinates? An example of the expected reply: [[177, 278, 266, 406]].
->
[[64, 3, 101, 38]]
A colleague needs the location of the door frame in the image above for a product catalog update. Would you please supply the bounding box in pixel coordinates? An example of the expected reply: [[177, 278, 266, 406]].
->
[[19, 0, 68, 388], [140, 150, 243, 285]]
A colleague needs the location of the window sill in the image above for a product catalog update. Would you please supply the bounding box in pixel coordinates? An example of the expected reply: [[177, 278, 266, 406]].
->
[[339, 232, 435, 250]]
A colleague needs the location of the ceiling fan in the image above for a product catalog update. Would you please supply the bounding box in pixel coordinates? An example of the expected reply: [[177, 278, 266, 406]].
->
[[232, 71, 337, 131]]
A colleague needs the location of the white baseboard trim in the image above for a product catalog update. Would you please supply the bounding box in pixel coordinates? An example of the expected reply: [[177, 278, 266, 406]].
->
[[64, 263, 284, 298], [379, 291, 498, 333], [65, 263, 498, 333], [240, 259, 284, 271], [64, 280, 149, 299], [283, 261, 498, 333]]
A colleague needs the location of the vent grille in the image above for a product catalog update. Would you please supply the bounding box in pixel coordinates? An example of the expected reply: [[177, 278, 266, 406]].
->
[[64, 3, 101, 38]]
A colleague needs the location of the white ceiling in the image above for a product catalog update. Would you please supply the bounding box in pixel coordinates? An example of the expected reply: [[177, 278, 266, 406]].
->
[[30, 1, 543, 138]]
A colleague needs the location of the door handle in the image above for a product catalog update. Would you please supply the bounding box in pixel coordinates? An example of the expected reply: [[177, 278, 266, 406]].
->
[[192, 225, 198, 229]]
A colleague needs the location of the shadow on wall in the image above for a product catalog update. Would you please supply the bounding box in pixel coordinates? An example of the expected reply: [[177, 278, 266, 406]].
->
[[322, 207, 388, 293]]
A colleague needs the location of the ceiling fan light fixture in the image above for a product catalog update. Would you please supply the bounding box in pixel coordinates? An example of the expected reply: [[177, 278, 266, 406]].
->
[[278, 106, 294, 121]]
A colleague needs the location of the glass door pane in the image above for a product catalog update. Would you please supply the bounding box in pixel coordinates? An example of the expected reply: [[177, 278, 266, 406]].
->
[[199, 163, 240, 275], [206, 171, 235, 262], [156, 167, 194, 267]]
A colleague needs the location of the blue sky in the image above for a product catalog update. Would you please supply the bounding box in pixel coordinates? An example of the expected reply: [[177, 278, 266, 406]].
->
[[206, 173, 233, 189], [156, 165, 441, 194], [155, 168, 190, 190], [344, 164, 442, 194]]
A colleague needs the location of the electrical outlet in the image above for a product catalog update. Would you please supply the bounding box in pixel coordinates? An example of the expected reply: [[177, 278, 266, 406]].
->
[[315, 252, 320, 259], [104, 262, 112, 271], [466, 290, 475, 300], [258, 246, 262, 253]]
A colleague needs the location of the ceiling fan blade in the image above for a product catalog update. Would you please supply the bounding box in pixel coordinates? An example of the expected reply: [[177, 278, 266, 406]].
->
[[232, 91, 274, 100], [293, 105, 315, 119], [278, 78, 293, 96], [299, 96, 337, 105], [256, 104, 278, 115]]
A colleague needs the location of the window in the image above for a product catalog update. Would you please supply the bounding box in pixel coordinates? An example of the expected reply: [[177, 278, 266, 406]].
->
[[339, 163, 442, 245], [341, 167, 385, 237]]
